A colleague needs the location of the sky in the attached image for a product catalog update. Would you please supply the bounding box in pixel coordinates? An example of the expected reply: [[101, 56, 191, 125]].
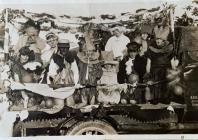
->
[[0, 0, 195, 17]]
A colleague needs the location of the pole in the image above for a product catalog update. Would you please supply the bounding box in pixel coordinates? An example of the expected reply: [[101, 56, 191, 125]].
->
[[3, 8, 9, 61], [170, 8, 176, 59]]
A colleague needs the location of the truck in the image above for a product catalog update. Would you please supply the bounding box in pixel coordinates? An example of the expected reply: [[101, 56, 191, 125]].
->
[[2, 26, 198, 136]]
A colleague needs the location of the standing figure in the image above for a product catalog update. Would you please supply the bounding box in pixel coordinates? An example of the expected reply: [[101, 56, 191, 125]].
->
[[118, 42, 141, 84], [147, 34, 175, 104], [74, 26, 103, 108], [118, 42, 149, 104], [105, 26, 130, 61]]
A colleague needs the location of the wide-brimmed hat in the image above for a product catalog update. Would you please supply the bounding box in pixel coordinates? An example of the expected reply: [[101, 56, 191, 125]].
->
[[127, 42, 141, 52], [100, 51, 118, 65]]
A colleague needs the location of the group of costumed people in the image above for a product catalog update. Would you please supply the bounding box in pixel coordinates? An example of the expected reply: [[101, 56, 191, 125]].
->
[[1, 16, 181, 110]]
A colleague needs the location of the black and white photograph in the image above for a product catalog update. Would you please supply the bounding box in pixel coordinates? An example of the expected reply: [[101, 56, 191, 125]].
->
[[0, 0, 198, 139]]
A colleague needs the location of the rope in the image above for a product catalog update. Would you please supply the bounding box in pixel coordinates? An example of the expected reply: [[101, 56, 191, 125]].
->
[[75, 80, 167, 89]]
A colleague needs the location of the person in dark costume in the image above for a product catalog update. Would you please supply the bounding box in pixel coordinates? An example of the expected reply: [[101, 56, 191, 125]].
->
[[118, 42, 150, 104], [118, 42, 149, 84], [147, 36, 174, 104]]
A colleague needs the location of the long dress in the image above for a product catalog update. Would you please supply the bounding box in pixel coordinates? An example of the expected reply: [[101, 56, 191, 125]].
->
[[147, 43, 173, 103], [74, 60, 103, 105]]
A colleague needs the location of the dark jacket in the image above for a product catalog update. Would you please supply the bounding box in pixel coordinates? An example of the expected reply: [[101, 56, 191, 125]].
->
[[117, 54, 147, 83]]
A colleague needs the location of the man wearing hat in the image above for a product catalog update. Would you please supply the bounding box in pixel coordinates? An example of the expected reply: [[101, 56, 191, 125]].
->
[[105, 26, 130, 61], [57, 38, 71, 57], [43, 36, 79, 108], [46, 37, 79, 86], [13, 19, 46, 60]]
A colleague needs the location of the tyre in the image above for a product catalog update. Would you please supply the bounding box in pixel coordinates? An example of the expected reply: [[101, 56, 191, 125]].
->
[[66, 120, 117, 135]]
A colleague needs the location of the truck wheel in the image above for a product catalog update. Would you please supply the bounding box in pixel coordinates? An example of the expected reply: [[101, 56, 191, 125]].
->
[[66, 120, 117, 135]]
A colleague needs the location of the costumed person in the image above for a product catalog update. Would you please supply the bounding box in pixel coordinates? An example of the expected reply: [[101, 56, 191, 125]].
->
[[58, 28, 79, 58], [105, 26, 130, 61], [45, 38, 79, 109], [47, 38, 79, 86], [97, 51, 123, 105], [13, 19, 46, 62], [118, 42, 141, 83], [118, 42, 147, 104], [10, 47, 42, 109], [146, 26, 176, 104], [73, 25, 103, 108], [133, 25, 155, 103], [41, 32, 58, 67]]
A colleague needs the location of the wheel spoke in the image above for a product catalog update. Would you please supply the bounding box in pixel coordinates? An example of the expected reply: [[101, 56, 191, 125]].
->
[[59, 129, 65, 135], [66, 120, 117, 135], [94, 131, 98, 135], [85, 131, 92, 135]]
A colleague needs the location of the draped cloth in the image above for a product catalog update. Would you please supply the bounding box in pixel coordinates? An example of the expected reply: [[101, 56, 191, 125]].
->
[[10, 82, 75, 100], [97, 84, 127, 104]]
